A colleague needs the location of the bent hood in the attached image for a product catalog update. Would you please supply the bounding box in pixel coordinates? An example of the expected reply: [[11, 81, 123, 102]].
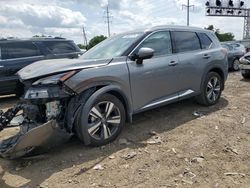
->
[[18, 58, 112, 80]]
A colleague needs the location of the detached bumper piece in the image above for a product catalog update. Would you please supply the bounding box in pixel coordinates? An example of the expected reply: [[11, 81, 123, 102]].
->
[[0, 106, 71, 159]]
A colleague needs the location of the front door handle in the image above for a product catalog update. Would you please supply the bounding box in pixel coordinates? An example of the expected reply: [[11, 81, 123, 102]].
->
[[0, 65, 4, 68], [203, 54, 211, 59], [168, 61, 178, 66]]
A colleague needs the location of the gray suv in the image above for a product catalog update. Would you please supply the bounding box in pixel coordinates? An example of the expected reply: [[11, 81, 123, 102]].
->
[[0, 26, 228, 158]]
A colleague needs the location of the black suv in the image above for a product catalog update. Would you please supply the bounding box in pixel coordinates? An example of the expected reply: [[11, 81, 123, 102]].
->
[[0, 38, 82, 96]]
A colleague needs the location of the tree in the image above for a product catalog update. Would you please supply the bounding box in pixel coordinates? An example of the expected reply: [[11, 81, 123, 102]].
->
[[205, 25, 235, 42], [77, 44, 87, 49], [88, 35, 107, 49]]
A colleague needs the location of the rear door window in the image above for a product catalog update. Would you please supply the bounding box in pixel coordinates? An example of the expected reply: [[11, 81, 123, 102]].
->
[[2, 42, 42, 60], [43, 41, 77, 54], [134, 31, 172, 57], [172, 31, 201, 53], [197, 33, 213, 49]]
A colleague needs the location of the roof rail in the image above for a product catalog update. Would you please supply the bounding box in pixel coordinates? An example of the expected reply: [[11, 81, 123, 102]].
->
[[54, 37, 66, 39]]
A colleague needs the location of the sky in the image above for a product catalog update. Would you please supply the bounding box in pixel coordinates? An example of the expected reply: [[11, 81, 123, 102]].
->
[[0, 0, 249, 44]]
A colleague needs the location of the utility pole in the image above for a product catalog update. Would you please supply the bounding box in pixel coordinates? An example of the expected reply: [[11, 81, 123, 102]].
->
[[82, 26, 88, 48], [182, 0, 194, 26], [105, 4, 111, 37], [187, 0, 190, 26]]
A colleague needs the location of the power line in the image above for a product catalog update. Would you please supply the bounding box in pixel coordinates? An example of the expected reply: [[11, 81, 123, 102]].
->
[[182, 0, 194, 26]]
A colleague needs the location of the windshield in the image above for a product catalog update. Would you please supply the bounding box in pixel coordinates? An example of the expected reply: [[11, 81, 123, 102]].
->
[[81, 32, 143, 60]]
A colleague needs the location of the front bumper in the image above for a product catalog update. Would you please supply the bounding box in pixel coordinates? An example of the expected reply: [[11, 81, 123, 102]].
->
[[0, 120, 71, 159], [0, 84, 74, 159], [239, 64, 250, 70]]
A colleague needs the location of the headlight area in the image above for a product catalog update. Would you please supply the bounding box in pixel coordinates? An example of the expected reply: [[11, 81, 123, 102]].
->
[[24, 85, 70, 100], [240, 57, 250, 65], [22, 85, 70, 124], [20, 71, 78, 129], [24, 71, 77, 101]]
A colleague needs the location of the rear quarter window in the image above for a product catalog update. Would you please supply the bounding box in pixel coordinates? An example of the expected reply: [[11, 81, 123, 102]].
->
[[172, 31, 201, 53], [197, 33, 214, 49], [43, 41, 78, 54]]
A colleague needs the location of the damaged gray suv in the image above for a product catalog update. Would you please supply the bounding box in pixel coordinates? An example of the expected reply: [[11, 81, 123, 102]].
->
[[0, 26, 228, 158]]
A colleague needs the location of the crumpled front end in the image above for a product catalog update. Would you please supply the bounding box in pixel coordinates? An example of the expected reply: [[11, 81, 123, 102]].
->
[[0, 81, 74, 159]]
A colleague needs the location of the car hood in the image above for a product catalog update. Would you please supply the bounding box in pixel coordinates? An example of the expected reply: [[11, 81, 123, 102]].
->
[[18, 58, 112, 80]]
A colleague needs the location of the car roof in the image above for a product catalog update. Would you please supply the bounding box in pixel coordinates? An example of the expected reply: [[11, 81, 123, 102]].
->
[[0, 37, 73, 43], [122, 25, 212, 35]]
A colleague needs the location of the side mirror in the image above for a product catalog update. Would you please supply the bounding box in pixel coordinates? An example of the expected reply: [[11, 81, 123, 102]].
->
[[131, 47, 154, 64]]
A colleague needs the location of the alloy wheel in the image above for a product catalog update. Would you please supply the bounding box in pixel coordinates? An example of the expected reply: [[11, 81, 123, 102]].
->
[[206, 76, 221, 103], [233, 59, 240, 71], [87, 101, 121, 140]]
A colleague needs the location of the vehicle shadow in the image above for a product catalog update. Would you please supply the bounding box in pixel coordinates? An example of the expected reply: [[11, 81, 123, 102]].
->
[[240, 78, 250, 82], [0, 97, 229, 187]]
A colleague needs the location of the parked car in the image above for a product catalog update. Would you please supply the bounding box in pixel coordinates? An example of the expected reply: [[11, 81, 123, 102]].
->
[[230, 42, 246, 54], [0, 25, 228, 158], [0, 38, 82, 96], [221, 43, 245, 71], [239, 52, 250, 78]]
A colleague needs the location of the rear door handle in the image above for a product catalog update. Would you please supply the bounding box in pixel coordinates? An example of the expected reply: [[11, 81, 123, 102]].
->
[[168, 61, 178, 66], [0, 65, 4, 68], [203, 54, 211, 59]]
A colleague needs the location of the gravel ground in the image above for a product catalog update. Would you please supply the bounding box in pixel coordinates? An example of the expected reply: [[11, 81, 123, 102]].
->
[[0, 72, 249, 188]]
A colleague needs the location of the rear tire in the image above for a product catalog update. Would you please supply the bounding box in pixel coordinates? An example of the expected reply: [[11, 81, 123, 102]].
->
[[75, 93, 125, 146], [196, 72, 223, 106]]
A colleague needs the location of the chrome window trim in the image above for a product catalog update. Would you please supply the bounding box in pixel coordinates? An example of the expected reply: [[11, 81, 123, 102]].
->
[[53, 51, 80, 55], [128, 30, 172, 57]]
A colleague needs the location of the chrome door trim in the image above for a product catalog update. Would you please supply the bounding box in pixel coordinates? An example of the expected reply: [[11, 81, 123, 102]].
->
[[140, 89, 194, 110], [179, 89, 194, 98]]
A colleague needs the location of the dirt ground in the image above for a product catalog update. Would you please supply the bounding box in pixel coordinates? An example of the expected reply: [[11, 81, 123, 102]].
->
[[0, 72, 249, 188]]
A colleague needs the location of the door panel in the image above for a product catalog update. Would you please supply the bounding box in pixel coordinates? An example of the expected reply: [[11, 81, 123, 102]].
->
[[127, 55, 180, 111], [0, 56, 45, 93], [127, 30, 181, 111], [176, 50, 210, 93], [171, 31, 210, 95], [0, 41, 45, 94]]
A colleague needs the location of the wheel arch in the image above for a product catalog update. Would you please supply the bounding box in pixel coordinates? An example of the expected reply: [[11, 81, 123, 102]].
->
[[203, 66, 226, 91], [72, 85, 132, 145], [89, 85, 133, 123], [66, 84, 132, 133]]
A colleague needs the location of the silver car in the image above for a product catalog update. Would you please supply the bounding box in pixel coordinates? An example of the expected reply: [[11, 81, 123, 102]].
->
[[0, 25, 228, 158]]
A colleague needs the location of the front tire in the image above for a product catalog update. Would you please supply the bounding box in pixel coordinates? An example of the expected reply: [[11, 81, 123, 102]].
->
[[196, 72, 223, 106], [75, 93, 125, 146]]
